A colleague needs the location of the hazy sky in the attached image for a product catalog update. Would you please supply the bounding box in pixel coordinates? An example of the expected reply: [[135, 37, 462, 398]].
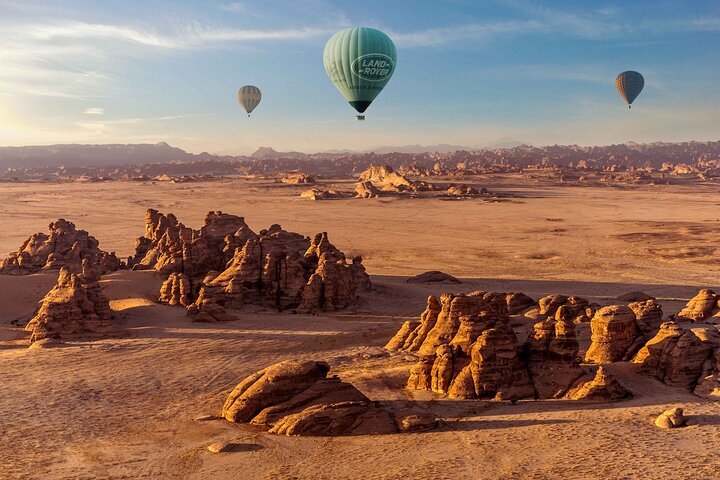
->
[[1, 0, 719, 154]]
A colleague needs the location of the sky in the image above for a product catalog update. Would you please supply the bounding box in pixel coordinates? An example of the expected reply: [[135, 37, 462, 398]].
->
[[1, 0, 719, 155]]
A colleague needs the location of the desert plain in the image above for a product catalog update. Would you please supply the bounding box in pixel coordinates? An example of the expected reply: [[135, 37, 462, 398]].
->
[[2, 174, 720, 479]]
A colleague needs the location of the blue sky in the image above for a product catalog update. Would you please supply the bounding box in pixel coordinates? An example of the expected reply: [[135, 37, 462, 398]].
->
[[1, 0, 719, 154]]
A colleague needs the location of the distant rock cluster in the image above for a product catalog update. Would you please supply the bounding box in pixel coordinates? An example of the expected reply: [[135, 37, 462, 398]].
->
[[1, 219, 120, 275], [128, 209, 371, 320]]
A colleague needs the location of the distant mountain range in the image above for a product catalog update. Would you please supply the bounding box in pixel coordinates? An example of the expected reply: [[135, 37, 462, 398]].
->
[[1, 140, 719, 170]]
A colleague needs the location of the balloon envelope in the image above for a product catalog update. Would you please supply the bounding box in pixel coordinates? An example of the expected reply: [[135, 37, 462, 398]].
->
[[238, 85, 262, 115], [323, 27, 397, 114], [615, 71, 644, 107]]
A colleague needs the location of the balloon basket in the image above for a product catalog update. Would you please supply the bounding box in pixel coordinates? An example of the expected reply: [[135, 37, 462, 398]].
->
[[356, 115, 365, 121]]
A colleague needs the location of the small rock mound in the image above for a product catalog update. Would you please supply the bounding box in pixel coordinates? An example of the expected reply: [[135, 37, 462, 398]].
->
[[406, 271, 460, 284], [221, 360, 434, 436], [566, 366, 632, 401], [1, 219, 120, 275], [655, 407, 686, 429], [25, 261, 116, 345]]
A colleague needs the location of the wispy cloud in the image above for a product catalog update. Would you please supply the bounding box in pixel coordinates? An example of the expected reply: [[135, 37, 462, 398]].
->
[[83, 107, 105, 115]]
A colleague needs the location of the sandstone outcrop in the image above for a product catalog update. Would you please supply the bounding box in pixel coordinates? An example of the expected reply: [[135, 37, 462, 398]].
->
[[629, 299, 664, 335], [189, 229, 371, 319], [654, 407, 686, 429], [524, 295, 590, 322], [566, 366, 632, 401], [633, 321, 720, 390], [506, 292, 536, 315], [523, 314, 585, 398], [129, 210, 371, 318], [676, 289, 718, 322], [406, 271, 460, 284], [389, 292, 638, 403], [128, 209, 252, 277], [584, 305, 642, 363], [24, 261, 115, 344], [357, 165, 435, 194], [222, 360, 434, 436], [1, 219, 120, 275]]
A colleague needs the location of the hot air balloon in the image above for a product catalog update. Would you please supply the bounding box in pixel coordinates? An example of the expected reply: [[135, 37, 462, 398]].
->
[[238, 85, 262, 117], [323, 27, 397, 120], [615, 71, 644, 109]]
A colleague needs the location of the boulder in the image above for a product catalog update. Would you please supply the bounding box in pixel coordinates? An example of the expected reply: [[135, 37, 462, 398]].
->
[[281, 172, 315, 184], [222, 360, 429, 436], [1, 219, 120, 275], [654, 407, 686, 429], [584, 305, 641, 363], [506, 292, 535, 315]]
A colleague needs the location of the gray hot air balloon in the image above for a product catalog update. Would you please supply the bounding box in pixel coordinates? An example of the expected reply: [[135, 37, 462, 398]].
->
[[615, 71, 644, 109], [237, 85, 262, 116]]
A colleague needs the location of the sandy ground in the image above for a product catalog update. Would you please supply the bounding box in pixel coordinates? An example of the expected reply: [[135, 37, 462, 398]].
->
[[1, 177, 720, 479]]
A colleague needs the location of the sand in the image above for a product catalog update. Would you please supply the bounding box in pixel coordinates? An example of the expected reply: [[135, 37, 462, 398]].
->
[[1, 176, 720, 479]]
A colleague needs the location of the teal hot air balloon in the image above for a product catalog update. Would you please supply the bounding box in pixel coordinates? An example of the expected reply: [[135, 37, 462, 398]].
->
[[615, 71, 644, 109], [238, 85, 261, 117], [323, 27, 397, 120]]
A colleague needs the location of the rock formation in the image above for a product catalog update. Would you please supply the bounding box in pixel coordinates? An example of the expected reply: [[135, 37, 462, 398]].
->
[[388, 292, 595, 401], [633, 321, 720, 390], [406, 271, 460, 284], [281, 172, 315, 184], [128, 209, 252, 277], [524, 295, 590, 322], [523, 313, 586, 399], [628, 299, 664, 335], [676, 289, 718, 322], [222, 360, 435, 436], [24, 261, 115, 344], [506, 292, 536, 315], [1, 219, 120, 275], [353, 181, 380, 199], [188, 229, 371, 320], [584, 305, 642, 363], [446, 184, 479, 196], [566, 366, 632, 401], [300, 189, 344, 200], [158, 272, 191, 306], [129, 210, 371, 318], [356, 165, 435, 194], [654, 407, 686, 429]]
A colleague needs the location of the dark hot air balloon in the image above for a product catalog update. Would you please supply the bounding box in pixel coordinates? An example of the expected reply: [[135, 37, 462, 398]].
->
[[615, 71, 644, 109], [238, 85, 262, 117]]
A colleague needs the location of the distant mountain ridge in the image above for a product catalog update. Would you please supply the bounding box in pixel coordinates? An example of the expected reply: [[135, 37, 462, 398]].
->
[[2, 140, 720, 170]]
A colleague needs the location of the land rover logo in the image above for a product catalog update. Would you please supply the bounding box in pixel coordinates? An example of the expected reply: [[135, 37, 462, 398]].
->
[[351, 54, 394, 82]]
